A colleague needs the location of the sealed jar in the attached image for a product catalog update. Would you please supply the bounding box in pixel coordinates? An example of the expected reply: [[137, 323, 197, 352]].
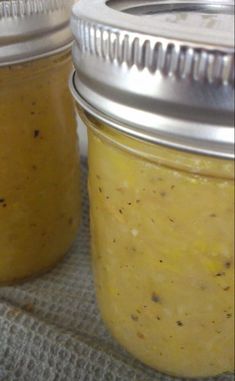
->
[[70, 0, 234, 377], [0, 0, 81, 284]]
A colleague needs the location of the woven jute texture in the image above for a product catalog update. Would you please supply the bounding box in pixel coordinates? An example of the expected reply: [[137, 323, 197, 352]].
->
[[0, 160, 234, 381]]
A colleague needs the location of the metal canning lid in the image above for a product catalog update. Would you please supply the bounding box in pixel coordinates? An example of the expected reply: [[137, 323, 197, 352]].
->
[[0, 0, 75, 66], [71, 0, 235, 159]]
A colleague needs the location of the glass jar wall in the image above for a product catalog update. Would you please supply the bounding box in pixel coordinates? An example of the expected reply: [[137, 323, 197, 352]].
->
[[0, 51, 81, 284], [82, 111, 234, 378]]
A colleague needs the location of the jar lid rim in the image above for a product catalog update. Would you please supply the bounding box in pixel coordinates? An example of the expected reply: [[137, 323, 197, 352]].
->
[[70, 71, 235, 160]]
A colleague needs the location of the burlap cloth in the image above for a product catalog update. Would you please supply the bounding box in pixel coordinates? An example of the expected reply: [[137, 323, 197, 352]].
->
[[0, 160, 234, 381]]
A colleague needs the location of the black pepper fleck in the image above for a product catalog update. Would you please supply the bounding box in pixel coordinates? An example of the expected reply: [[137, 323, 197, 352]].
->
[[168, 217, 175, 223], [226, 313, 232, 318], [160, 192, 166, 197], [0, 198, 5, 203], [224, 286, 230, 291], [119, 209, 123, 214], [225, 261, 231, 269], [215, 272, 225, 277], [151, 292, 161, 303], [210, 213, 217, 218], [34, 130, 40, 138], [98, 187, 102, 193], [176, 320, 184, 327]]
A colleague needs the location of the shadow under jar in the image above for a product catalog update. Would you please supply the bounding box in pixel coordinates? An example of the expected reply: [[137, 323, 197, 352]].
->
[[0, 0, 81, 284], [70, 0, 234, 378]]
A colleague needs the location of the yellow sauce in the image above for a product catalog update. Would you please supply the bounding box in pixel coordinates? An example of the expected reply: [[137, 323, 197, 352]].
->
[[85, 113, 234, 378], [0, 52, 81, 284]]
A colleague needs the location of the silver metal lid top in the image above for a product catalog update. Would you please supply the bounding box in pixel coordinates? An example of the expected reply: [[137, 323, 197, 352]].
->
[[0, 0, 75, 66], [71, 0, 235, 159]]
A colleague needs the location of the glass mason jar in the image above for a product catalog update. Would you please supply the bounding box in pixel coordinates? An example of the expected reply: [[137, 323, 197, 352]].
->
[[70, 0, 234, 378], [0, 0, 81, 284]]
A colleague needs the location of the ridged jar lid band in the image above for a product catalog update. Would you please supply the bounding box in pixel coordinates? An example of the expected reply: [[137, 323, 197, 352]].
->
[[0, 0, 75, 66], [71, 17, 234, 84], [0, 0, 69, 17]]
